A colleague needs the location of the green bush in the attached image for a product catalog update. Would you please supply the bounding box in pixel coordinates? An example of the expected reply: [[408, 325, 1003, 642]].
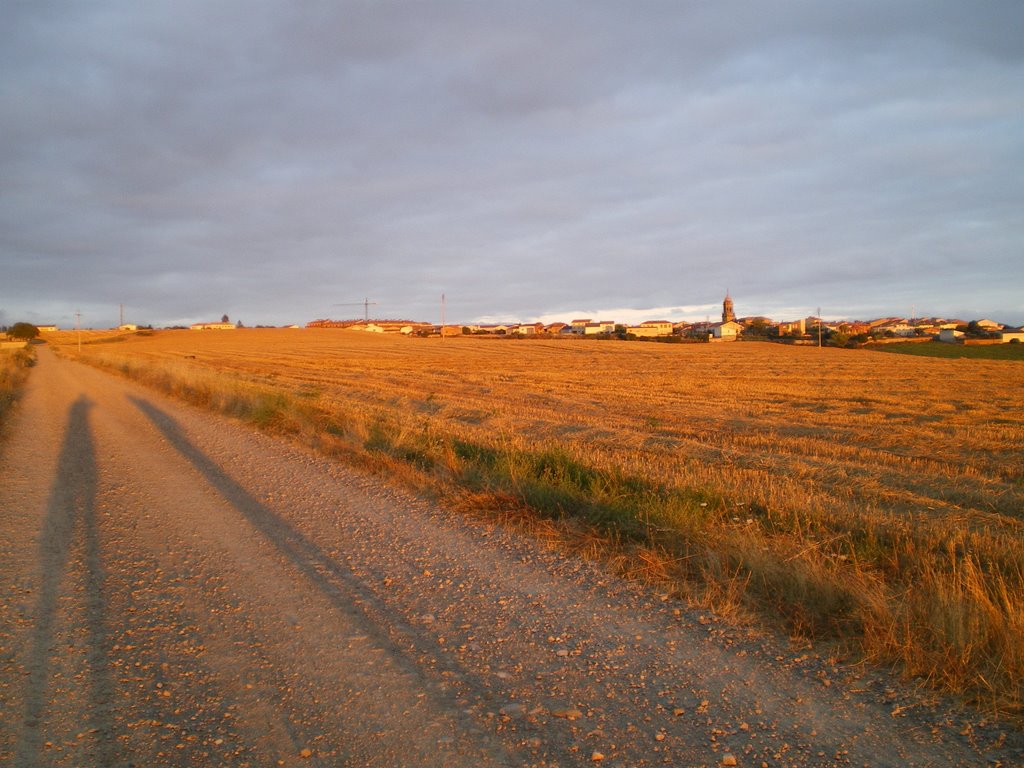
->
[[8, 322, 39, 340]]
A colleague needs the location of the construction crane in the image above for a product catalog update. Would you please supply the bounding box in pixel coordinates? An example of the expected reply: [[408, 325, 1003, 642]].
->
[[333, 298, 378, 323]]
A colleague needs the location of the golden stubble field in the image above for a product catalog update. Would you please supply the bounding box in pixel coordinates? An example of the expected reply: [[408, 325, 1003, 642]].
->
[[57, 328, 1024, 713], [66, 328, 1023, 520]]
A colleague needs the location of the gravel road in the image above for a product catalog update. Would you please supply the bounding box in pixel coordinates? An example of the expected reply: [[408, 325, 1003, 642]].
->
[[1, 348, 1020, 767]]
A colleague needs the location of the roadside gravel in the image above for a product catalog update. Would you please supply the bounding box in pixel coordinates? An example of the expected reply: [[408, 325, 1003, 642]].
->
[[1, 348, 1020, 767]]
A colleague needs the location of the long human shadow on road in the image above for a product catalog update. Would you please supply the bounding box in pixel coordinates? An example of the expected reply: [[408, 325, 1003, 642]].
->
[[129, 395, 515, 763], [128, 396, 427, 676], [17, 395, 119, 767]]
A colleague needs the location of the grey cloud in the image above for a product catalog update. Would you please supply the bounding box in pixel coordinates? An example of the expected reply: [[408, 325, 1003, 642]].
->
[[2, 1, 1022, 327]]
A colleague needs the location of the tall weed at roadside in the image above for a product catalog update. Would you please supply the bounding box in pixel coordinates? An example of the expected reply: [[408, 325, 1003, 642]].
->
[[0, 346, 35, 429]]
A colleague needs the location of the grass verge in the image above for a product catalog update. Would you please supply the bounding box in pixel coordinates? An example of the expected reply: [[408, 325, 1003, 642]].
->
[[78, 350, 1024, 719], [869, 341, 1024, 361], [0, 345, 35, 432]]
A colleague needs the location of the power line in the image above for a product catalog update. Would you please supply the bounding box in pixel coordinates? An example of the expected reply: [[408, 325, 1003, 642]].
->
[[333, 298, 378, 323]]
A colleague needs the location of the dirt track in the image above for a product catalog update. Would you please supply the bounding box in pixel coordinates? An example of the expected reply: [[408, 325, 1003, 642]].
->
[[1, 348, 1020, 767]]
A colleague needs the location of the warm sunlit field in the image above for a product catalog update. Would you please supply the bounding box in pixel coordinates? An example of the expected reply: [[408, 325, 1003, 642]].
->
[[54, 328, 1024, 713], [61, 328, 1023, 518]]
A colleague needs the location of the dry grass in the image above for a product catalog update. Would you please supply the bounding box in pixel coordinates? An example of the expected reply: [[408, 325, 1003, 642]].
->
[[54, 328, 1024, 715], [0, 344, 35, 431]]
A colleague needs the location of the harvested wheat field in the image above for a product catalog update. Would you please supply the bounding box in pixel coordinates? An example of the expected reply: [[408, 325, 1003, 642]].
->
[[57, 328, 1024, 714]]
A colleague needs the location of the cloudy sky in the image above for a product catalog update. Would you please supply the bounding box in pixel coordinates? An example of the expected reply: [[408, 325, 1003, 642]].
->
[[2, 1, 1022, 329]]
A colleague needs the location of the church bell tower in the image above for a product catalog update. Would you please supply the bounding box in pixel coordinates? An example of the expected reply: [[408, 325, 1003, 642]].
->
[[722, 291, 735, 323]]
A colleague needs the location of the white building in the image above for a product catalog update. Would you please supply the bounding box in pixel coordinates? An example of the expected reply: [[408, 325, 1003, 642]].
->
[[710, 321, 743, 341]]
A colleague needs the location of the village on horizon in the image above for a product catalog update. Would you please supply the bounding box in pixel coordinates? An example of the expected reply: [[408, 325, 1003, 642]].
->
[[14, 293, 1023, 347], [303, 293, 1024, 346]]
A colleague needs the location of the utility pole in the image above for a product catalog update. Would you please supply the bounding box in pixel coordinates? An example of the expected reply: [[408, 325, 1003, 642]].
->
[[817, 307, 822, 348], [120, 303, 124, 327], [76, 309, 82, 353]]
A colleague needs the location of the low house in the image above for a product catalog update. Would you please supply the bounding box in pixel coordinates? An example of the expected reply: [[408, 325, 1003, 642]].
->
[[641, 320, 673, 335], [868, 317, 899, 329], [118, 323, 138, 331], [626, 321, 673, 338], [939, 328, 965, 343], [307, 319, 427, 333], [306, 319, 357, 329], [190, 322, 236, 330], [869, 319, 919, 337], [710, 320, 743, 341], [36, 324, 59, 333], [373, 321, 432, 334], [777, 319, 806, 335], [882, 322, 917, 337], [582, 321, 616, 335], [687, 321, 714, 338], [999, 329, 1024, 344], [567, 318, 616, 335]]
